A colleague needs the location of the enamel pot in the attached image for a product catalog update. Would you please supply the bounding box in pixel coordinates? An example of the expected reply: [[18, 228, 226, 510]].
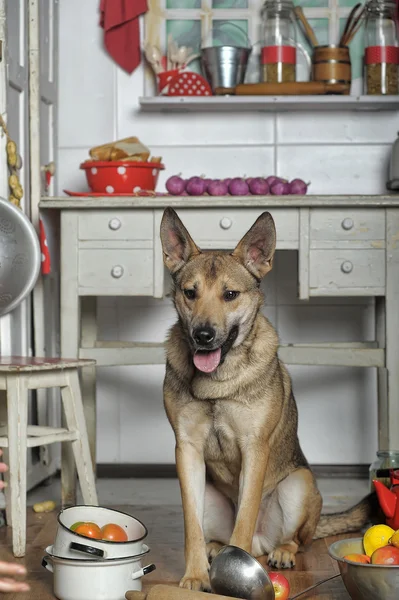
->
[[42, 545, 155, 600], [53, 506, 147, 560]]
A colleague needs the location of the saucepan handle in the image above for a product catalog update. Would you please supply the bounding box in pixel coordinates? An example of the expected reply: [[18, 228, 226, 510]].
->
[[131, 563, 156, 580], [41, 556, 54, 574], [70, 541, 105, 558]]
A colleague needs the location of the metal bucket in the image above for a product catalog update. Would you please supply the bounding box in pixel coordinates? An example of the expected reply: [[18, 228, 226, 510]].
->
[[201, 45, 251, 91]]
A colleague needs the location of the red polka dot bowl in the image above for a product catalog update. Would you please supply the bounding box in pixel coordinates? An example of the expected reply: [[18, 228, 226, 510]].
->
[[80, 161, 165, 194]]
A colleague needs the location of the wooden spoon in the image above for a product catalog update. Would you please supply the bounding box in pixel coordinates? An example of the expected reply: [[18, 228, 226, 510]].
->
[[294, 6, 319, 48]]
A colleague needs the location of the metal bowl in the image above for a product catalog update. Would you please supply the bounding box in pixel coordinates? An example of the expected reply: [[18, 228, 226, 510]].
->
[[209, 545, 275, 600], [329, 538, 399, 600], [0, 198, 41, 316]]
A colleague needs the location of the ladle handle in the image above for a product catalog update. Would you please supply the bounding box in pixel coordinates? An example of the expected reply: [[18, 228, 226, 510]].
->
[[289, 573, 340, 599]]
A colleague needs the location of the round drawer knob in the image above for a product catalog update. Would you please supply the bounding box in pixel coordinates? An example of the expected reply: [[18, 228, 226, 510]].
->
[[341, 217, 354, 231], [220, 217, 232, 230], [109, 218, 121, 231], [341, 261, 353, 274], [111, 265, 124, 279]]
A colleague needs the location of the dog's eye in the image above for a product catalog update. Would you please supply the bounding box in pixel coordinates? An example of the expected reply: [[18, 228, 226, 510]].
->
[[183, 289, 196, 300], [223, 290, 240, 301]]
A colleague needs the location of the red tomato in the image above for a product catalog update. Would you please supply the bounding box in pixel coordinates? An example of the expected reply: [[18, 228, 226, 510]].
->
[[343, 553, 371, 564], [269, 572, 290, 600], [101, 523, 128, 542], [74, 522, 102, 539], [371, 545, 399, 565]]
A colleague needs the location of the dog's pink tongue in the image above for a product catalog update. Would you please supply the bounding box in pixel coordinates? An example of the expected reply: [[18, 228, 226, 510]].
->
[[193, 348, 221, 373]]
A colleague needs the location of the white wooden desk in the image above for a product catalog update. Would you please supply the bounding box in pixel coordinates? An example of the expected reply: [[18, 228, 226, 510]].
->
[[39, 195, 399, 501]]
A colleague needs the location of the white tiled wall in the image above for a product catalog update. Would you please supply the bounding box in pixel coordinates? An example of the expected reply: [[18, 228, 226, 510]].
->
[[58, 0, 398, 465]]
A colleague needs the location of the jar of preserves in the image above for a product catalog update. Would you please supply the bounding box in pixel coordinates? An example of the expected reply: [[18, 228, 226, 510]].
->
[[364, 0, 399, 95], [369, 450, 399, 491], [261, 0, 297, 83]]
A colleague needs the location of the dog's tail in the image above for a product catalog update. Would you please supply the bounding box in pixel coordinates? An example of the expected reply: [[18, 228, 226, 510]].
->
[[314, 492, 381, 540]]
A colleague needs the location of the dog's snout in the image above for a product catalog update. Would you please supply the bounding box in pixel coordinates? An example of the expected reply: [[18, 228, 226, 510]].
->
[[193, 326, 215, 346]]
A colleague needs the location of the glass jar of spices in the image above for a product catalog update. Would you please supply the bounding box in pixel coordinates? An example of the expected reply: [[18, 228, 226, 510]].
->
[[261, 0, 297, 83], [369, 450, 399, 491], [364, 0, 399, 95]]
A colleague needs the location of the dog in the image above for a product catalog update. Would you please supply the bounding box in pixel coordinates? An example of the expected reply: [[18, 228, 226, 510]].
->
[[160, 207, 377, 591]]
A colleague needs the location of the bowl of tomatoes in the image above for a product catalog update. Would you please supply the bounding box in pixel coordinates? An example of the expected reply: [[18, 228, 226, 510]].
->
[[53, 505, 148, 560]]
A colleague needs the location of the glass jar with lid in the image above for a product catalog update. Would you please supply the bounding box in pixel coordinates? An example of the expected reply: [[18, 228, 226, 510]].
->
[[369, 450, 399, 491], [261, 0, 297, 83], [364, 0, 399, 95]]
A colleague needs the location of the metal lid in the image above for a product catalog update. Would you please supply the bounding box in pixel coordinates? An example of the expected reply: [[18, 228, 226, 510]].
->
[[365, 0, 397, 15], [261, 0, 295, 14]]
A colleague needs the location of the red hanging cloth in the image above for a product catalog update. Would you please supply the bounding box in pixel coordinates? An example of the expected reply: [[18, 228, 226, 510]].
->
[[99, 0, 148, 74]]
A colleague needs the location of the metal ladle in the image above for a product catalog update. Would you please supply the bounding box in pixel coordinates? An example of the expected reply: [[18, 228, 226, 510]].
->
[[209, 545, 340, 600]]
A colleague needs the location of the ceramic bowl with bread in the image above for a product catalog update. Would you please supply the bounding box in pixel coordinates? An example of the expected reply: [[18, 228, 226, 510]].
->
[[81, 137, 164, 194]]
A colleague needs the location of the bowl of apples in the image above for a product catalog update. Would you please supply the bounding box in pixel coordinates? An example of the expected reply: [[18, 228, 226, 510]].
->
[[329, 525, 399, 600]]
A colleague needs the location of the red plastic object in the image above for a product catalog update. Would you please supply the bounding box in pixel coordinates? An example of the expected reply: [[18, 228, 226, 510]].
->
[[157, 69, 180, 93], [166, 71, 212, 96], [374, 476, 399, 530], [80, 160, 164, 194], [64, 190, 168, 197], [39, 218, 51, 275]]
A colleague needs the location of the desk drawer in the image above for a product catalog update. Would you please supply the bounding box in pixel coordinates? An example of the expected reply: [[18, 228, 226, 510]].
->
[[78, 249, 153, 295], [78, 210, 153, 241], [309, 249, 385, 295], [310, 209, 385, 245], [174, 209, 298, 249]]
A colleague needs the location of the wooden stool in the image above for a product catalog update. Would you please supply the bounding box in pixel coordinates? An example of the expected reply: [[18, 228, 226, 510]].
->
[[0, 357, 98, 557]]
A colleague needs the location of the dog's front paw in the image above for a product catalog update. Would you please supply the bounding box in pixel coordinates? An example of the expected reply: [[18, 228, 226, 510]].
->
[[267, 548, 296, 569], [206, 541, 224, 563], [179, 571, 211, 592]]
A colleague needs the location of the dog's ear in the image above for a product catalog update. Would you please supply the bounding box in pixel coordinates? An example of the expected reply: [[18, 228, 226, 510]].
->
[[231, 211, 276, 280], [160, 207, 201, 274]]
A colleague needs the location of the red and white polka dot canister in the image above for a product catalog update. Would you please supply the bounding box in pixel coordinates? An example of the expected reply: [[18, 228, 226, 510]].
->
[[157, 69, 212, 96], [80, 161, 165, 194]]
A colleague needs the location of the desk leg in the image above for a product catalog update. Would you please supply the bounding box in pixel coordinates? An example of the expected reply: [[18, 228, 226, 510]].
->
[[386, 210, 399, 450], [375, 297, 388, 450], [60, 212, 79, 506], [81, 297, 97, 473]]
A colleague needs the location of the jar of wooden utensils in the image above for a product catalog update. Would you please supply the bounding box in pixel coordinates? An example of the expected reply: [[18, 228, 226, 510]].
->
[[312, 45, 351, 92], [261, 0, 297, 83], [364, 0, 399, 95]]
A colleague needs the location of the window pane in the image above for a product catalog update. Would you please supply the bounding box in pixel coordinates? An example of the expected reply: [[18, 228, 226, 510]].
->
[[296, 17, 329, 54], [211, 20, 249, 47], [339, 17, 364, 79], [166, 19, 201, 48], [166, 0, 200, 8], [213, 0, 248, 8], [293, 0, 329, 8], [338, 0, 362, 7], [166, 20, 202, 73]]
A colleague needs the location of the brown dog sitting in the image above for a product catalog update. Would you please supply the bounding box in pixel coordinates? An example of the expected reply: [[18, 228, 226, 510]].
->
[[160, 207, 376, 592]]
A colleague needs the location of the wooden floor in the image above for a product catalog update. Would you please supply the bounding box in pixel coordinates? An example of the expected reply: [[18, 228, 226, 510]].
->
[[0, 504, 353, 599]]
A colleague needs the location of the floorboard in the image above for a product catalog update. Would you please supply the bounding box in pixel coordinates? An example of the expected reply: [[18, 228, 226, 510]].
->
[[0, 504, 353, 599]]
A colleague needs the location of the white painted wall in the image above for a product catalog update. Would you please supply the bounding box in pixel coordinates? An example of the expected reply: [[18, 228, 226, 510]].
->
[[58, 0, 398, 466]]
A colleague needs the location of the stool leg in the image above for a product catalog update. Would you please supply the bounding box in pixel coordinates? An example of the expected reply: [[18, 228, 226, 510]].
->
[[61, 370, 98, 506], [6, 375, 28, 557], [0, 390, 11, 527]]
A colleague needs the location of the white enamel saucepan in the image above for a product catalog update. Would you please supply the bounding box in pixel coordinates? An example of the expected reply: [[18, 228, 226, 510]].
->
[[42, 544, 155, 600], [53, 506, 148, 560]]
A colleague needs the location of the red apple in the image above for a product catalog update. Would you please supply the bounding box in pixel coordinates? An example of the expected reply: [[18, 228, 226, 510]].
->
[[371, 545, 399, 565], [343, 553, 370, 564], [269, 572, 290, 600]]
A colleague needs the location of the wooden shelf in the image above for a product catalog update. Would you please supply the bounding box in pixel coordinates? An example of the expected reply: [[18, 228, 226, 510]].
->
[[139, 95, 399, 112]]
